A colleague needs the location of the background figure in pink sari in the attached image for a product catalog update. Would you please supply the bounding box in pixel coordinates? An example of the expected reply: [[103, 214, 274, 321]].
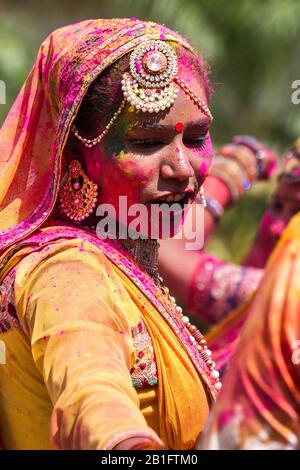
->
[[198, 209, 300, 449], [207, 137, 300, 375]]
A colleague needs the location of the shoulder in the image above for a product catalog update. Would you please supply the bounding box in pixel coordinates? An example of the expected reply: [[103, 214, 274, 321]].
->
[[12, 224, 118, 291], [11, 225, 134, 333]]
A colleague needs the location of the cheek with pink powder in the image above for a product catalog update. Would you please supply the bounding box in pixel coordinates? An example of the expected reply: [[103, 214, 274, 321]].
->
[[96, 110, 158, 210], [197, 136, 213, 184], [199, 161, 209, 185], [100, 156, 152, 208]]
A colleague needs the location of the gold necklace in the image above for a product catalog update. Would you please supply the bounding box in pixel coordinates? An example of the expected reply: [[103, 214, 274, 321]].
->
[[120, 237, 160, 285]]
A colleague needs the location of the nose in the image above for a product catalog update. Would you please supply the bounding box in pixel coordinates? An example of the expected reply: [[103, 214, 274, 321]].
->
[[160, 145, 194, 182]]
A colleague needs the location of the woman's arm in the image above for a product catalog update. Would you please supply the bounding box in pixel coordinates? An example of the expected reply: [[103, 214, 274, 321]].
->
[[158, 176, 234, 307]]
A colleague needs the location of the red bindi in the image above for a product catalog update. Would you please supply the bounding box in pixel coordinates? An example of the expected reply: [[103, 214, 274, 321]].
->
[[175, 122, 184, 133]]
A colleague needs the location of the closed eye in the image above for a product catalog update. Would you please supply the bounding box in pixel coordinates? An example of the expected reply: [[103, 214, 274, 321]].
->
[[128, 134, 208, 150], [128, 138, 164, 148]]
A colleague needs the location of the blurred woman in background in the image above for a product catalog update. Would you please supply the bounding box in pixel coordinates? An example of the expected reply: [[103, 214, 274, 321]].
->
[[198, 207, 300, 449], [207, 138, 300, 374]]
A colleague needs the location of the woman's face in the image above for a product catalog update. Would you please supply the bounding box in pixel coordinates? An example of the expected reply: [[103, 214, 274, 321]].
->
[[260, 179, 300, 248], [84, 70, 213, 238]]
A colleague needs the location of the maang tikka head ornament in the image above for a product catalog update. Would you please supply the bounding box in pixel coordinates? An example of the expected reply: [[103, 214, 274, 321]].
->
[[72, 38, 213, 148], [122, 39, 179, 113]]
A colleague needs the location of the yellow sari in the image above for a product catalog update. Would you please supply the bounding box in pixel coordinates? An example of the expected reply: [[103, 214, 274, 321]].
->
[[0, 224, 215, 449]]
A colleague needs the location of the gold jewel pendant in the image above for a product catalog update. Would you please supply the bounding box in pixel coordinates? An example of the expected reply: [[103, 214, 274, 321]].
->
[[121, 39, 179, 113]]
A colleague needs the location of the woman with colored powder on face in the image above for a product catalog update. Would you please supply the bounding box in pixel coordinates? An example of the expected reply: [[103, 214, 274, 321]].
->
[[0, 19, 221, 450], [244, 138, 300, 267]]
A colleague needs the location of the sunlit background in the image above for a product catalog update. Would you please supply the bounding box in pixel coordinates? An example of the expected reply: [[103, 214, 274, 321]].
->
[[1, 0, 300, 261]]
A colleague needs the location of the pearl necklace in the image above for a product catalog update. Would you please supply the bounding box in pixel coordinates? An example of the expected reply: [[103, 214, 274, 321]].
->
[[157, 274, 222, 392]]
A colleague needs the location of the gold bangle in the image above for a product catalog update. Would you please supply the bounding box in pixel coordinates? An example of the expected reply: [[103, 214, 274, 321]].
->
[[213, 155, 249, 197], [219, 144, 257, 183], [210, 167, 240, 202]]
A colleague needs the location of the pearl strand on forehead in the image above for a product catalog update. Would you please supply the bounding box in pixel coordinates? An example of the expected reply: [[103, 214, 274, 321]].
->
[[174, 77, 213, 122], [72, 99, 126, 148]]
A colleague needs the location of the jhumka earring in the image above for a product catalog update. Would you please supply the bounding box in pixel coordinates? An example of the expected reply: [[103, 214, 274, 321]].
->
[[72, 39, 213, 148], [199, 186, 207, 207], [59, 160, 98, 221]]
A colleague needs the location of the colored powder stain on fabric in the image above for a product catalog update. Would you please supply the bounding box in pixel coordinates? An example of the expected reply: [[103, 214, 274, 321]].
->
[[123, 166, 135, 176]]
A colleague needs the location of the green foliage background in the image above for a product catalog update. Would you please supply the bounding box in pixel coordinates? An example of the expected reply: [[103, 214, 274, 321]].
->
[[0, 0, 299, 261]]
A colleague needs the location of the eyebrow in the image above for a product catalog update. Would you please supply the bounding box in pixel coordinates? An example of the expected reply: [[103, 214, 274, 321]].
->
[[126, 118, 211, 132]]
